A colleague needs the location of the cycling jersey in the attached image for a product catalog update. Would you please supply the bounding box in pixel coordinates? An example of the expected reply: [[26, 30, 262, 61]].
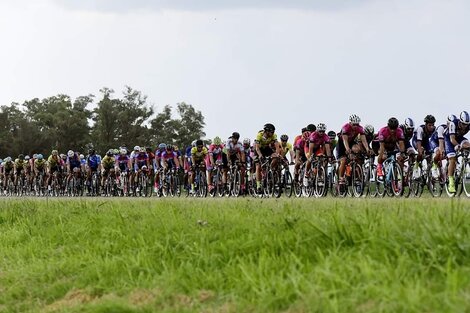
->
[[191, 147, 208, 161], [161, 151, 178, 161], [48, 155, 61, 168], [101, 156, 115, 169], [14, 159, 26, 169], [3, 161, 13, 171], [67, 154, 81, 170], [428, 124, 446, 152], [279, 142, 293, 155], [340, 123, 365, 141], [35, 159, 46, 170], [87, 154, 101, 170], [116, 155, 130, 171], [224, 141, 244, 156], [444, 117, 469, 157], [208, 144, 224, 156], [378, 127, 405, 151], [309, 132, 330, 147], [255, 131, 278, 149]]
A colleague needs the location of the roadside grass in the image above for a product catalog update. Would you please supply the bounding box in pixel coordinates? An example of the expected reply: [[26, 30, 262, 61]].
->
[[0, 198, 468, 313]]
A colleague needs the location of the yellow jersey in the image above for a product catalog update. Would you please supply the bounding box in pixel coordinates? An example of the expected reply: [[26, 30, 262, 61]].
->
[[254, 131, 278, 149], [191, 147, 208, 161]]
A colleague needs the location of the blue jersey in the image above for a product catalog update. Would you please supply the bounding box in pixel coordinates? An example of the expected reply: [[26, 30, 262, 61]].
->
[[67, 154, 81, 169], [87, 154, 101, 169]]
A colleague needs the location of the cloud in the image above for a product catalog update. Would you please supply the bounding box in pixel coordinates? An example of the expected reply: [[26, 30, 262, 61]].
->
[[53, 0, 371, 13]]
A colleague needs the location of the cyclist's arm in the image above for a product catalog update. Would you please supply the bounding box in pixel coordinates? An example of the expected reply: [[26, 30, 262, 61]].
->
[[360, 134, 370, 153], [450, 134, 458, 147], [398, 140, 405, 154], [325, 143, 332, 157], [308, 142, 315, 159], [255, 142, 262, 159], [342, 134, 350, 152], [274, 141, 281, 155]]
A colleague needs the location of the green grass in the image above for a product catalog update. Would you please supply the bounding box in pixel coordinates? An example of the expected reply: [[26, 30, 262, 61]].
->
[[0, 198, 469, 313]]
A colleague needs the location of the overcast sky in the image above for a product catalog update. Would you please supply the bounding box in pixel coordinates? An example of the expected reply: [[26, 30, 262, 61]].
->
[[1, 0, 469, 142]]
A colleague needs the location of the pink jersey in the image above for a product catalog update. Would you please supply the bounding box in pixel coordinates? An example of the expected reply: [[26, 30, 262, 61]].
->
[[208, 144, 224, 155], [378, 127, 405, 150], [340, 123, 365, 141], [309, 131, 330, 147], [294, 137, 308, 153]]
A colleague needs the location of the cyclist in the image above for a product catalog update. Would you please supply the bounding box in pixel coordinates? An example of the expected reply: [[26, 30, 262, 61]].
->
[[190, 139, 208, 194], [86, 148, 101, 194], [427, 114, 455, 178], [254, 123, 281, 193], [132, 147, 150, 193], [327, 130, 338, 152], [101, 150, 116, 191], [2, 157, 14, 194], [225, 132, 247, 192], [33, 154, 47, 190], [294, 127, 310, 183], [13, 154, 26, 191], [47, 150, 62, 192], [161, 144, 181, 172], [411, 114, 437, 177], [445, 111, 470, 193], [304, 123, 333, 186], [207, 136, 227, 192], [376, 117, 406, 177], [66, 150, 82, 189], [154, 143, 166, 191], [337, 114, 371, 183], [115, 148, 131, 186], [23, 155, 32, 191], [279, 134, 294, 165]]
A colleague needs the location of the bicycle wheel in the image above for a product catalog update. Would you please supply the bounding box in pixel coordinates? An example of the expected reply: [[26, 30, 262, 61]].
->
[[283, 170, 293, 197], [427, 166, 443, 197], [391, 163, 404, 197], [272, 170, 282, 198], [314, 165, 327, 198], [351, 163, 364, 198], [231, 169, 242, 197], [293, 167, 303, 198], [462, 161, 470, 197]]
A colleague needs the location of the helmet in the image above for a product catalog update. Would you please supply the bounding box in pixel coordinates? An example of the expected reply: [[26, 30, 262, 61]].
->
[[113, 149, 119, 155], [18, 154, 24, 160], [229, 132, 240, 140], [139, 147, 146, 153], [166, 144, 173, 150], [5, 157, 12, 162], [52, 150, 58, 156], [243, 138, 251, 145], [196, 139, 203, 146], [88, 148, 95, 155], [306, 124, 316, 132], [67, 150, 74, 157], [447, 114, 457, 122], [213, 136, 222, 145], [459, 110, 470, 124], [316, 123, 326, 132], [301, 127, 307, 133], [106, 150, 113, 156], [158, 143, 166, 150], [404, 118, 415, 130], [349, 114, 361, 124], [37, 154, 43, 160], [263, 123, 275, 132], [387, 117, 399, 129], [25, 155, 30, 161], [60, 154, 66, 159], [0, 159, 3, 164], [120, 148, 127, 155], [191, 140, 197, 147], [327, 131, 336, 139], [424, 114, 436, 124], [79, 154, 84, 160], [280, 134, 288, 141], [133, 145, 140, 151], [364, 124, 374, 135]]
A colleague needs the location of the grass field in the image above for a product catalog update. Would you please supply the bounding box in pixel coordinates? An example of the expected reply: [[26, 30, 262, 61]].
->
[[0, 198, 469, 313]]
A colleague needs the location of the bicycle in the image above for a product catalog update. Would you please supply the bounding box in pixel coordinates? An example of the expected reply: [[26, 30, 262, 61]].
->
[[227, 161, 242, 197], [445, 148, 470, 197], [377, 151, 404, 197]]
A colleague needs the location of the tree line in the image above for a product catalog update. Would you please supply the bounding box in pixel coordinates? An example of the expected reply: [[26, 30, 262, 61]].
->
[[0, 86, 206, 157]]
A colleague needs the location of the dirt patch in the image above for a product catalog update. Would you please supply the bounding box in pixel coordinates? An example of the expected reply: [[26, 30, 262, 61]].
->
[[44, 289, 95, 312], [198, 290, 215, 303], [129, 289, 159, 306], [356, 300, 377, 312]]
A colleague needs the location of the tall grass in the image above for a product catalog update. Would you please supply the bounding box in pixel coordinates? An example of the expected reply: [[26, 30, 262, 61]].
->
[[0, 198, 468, 313]]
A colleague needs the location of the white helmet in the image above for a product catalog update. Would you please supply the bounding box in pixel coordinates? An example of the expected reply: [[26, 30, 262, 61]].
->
[[5, 157, 12, 162], [243, 138, 251, 145], [133, 145, 140, 151], [316, 123, 326, 132], [120, 148, 127, 155], [447, 114, 457, 122], [191, 140, 197, 147], [79, 154, 85, 160], [139, 147, 146, 152], [404, 118, 415, 130], [67, 150, 74, 158], [460, 111, 470, 124], [349, 114, 361, 124]]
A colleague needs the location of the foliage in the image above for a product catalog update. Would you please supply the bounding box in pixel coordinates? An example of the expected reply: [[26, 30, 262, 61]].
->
[[0, 87, 205, 157]]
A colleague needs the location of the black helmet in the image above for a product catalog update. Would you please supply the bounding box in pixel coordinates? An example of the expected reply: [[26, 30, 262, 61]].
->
[[306, 124, 316, 132], [301, 127, 307, 133], [196, 139, 203, 146], [18, 154, 24, 160], [424, 114, 436, 124], [263, 123, 275, 132], [106, 150, 113, 157], [229, 132, 240, 139], [280, 134, 288, 141], [88, 148, 95, 155], [327, 130, 336, 139], [387, 117, 399, 130]]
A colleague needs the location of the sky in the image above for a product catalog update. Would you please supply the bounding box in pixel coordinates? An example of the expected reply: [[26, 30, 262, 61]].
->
[[1, 0, 469, 143]]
